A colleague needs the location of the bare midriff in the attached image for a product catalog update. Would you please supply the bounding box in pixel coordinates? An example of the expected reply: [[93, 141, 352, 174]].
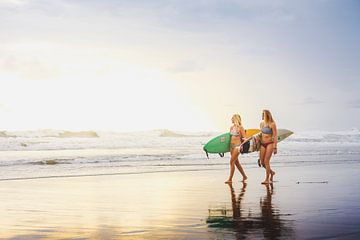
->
[[231, 135, 241, 145], [230, 135, 241, 151], [261, 133, 274, 144]]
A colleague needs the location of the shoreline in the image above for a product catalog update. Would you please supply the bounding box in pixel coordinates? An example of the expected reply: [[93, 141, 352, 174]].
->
[[1, 162, 359, 239]]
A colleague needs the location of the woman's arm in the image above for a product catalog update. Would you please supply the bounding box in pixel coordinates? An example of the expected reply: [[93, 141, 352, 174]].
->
[[240, 126, 246, 142], [272, 122, 278, 154], [258, 122, 263, 143]]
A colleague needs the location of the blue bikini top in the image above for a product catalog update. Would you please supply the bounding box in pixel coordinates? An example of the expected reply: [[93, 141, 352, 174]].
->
[[261, 125, 273, 134]]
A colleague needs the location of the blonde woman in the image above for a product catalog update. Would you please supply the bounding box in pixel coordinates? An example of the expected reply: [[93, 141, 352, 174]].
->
[[225, 114, 248, 183], [259, 110, 277, 184]]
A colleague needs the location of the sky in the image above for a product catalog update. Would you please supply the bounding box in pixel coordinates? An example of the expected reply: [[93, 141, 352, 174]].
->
[[0, 0, 359, 132]]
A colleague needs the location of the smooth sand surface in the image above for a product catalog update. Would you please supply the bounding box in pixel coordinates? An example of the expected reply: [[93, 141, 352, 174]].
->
[[1, 162, 360, 239]]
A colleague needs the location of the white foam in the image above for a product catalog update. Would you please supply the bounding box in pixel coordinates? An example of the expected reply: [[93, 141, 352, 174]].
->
[[1, 129, 360, 152], [288, 129, 360, 143]]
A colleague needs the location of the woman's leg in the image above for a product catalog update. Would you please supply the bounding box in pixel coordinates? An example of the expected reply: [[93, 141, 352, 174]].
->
[[260, 144, 275, 180], [259, 145, 266, 167], [270, 167, 275, 182], [225, 150, 238, 183], [235, 158, 247, 181], [261, 144, 274, 184], [225, 149, 237, 183]]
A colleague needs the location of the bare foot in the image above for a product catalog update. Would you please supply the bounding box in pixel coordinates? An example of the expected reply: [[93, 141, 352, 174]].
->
[[261, 180, 272, 185], [242, 176, 248, 182], [225, 180, 232, 184], [270, 171, 275, 181], [257, 158, 261, 167]]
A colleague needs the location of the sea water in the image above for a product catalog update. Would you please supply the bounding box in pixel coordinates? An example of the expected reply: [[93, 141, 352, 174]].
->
[[1, 129, 360, 239], [0, 129, 360, 181]]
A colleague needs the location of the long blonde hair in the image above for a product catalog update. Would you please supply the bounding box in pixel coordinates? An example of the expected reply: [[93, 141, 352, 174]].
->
[[232, 114, 242, 129], [263, 109, 274, 125]]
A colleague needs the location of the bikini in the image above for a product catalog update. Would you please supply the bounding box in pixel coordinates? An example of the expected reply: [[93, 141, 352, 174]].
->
[[230, 127, 241, 150], [260, 125, 274, 148]]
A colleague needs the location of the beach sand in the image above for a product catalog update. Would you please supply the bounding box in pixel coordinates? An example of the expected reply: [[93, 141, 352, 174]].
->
[[1, 162, 360, 239]]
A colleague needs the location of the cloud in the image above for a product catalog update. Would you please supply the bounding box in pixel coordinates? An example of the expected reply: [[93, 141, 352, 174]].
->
[[0, 55, 60, 80], [295, 97, 324, 105], [0, 102, 11, 112], [167, 60, 203, 73], [349, 99, 360, 109], [0, 0, 27, 6]]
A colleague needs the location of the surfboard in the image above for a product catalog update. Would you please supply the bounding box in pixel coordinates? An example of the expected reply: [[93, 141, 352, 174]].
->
[[203, 129, 293, 158], [203, 129, 260, 157]]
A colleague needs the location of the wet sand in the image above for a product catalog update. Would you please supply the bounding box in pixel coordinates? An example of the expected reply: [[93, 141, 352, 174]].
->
[[1, 162, 360, 239]]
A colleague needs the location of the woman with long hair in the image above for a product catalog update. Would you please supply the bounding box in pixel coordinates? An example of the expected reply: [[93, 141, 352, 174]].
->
[[259, 110, 277, 184], [225, 114, 248, 183]]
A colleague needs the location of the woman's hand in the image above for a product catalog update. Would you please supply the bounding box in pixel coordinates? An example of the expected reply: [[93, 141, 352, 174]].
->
[[273, 147, 277, 155]]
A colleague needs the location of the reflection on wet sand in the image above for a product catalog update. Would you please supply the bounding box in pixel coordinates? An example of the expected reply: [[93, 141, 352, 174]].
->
[[207, 183, 294, 239]]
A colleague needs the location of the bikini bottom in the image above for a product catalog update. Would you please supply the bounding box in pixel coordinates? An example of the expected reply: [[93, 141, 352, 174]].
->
[[230, 143, 241, 151], [261, 141, 274, 148]]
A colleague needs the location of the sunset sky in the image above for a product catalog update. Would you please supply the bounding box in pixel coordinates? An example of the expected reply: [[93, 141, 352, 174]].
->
[[1, 0, 359, 132]]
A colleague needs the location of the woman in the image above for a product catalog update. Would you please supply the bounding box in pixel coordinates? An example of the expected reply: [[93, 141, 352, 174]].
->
[[259, 110, 277, 184], [225, 114, 248, 183]]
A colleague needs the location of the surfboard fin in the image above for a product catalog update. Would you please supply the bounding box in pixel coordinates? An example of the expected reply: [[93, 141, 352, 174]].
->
[[219, 153, 224, 157], [205, 150, 209, 159]]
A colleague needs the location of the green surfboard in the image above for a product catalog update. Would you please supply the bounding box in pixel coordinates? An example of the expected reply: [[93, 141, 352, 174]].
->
[[203, 129, 293, 157], [203, 129, 260, 157], [203, 132, 232, 154]]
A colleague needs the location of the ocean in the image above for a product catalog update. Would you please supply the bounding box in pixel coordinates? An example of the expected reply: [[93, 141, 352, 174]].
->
[[1, 129, 360, 239], [1, 128, 360, 181]]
